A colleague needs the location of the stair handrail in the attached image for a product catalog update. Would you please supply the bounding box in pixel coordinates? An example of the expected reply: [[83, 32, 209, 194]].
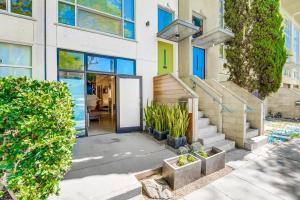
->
[[190, 78, 232, 113]]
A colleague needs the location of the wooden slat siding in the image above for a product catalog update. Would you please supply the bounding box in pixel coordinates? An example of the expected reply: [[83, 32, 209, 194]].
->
[[153, 74, 192, 104]]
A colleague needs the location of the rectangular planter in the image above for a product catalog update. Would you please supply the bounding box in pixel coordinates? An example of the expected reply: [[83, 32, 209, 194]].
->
[[167, 135, 187, 149], [194, 147, 225, 175], [153, 129, 168, 140], [162, 154, 201, 190]]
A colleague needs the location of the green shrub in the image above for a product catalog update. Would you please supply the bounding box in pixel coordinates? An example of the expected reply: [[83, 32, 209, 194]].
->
[[167, 104, 189, 138], [0, 77, 76, 200], [144, 101, 155, 128], [177, 155, 197, 167]]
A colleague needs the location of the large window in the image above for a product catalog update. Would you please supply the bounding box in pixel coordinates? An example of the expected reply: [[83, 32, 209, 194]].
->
[[0, 42, 32, 78], [158, 7, 174, 32], [294, 28, 300, 64], [58, 0, 135, 39], [0, 0, 32, 17], [285, 19, 292, 62], [219, 0, 224, 28]]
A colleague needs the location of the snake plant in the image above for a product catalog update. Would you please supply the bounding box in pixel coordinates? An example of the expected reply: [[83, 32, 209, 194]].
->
[[167, 104, 189, 139]]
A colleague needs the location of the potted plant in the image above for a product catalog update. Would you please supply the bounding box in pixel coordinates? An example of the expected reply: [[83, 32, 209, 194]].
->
[[162, 154, 201, 190], [194, 147, 225, 175], [166, 105, 189, 149], [144, 101, 155, 134], [152, 104, 169, 140]]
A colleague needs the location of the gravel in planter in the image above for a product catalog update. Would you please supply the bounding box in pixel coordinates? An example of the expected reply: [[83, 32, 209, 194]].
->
[[162, 154, 201, 190], [194, 147, 225, 175]]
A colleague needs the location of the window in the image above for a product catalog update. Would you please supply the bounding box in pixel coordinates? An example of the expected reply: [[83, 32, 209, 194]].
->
[[294, 28, 300, 64], [219, 0, 225, 28], [0, 0, 32, 16], [116, 58, 135, 75], [158, 7, 174, 32], [0, 42, 32, 78], [58, 0, 135, 39], [59, 50, 85, 71], [192, 15, 204, 38], [87, 55, 114, 73], [285, 19, 292, 61]]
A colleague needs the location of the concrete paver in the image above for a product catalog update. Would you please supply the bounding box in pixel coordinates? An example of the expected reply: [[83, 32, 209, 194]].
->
[[183, 138, 300, 200]]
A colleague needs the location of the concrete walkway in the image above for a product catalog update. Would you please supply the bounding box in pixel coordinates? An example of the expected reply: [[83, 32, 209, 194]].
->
[[49, 133, 175, 200], [182, 138, 300, 200]]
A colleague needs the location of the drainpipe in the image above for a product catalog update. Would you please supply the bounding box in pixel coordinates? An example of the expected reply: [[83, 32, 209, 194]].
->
[[44, 0, 47, 80]]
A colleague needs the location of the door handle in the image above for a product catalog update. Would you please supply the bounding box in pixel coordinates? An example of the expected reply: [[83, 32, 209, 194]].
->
[[197, 55, 199, 70], [163, 49, 167, 69]]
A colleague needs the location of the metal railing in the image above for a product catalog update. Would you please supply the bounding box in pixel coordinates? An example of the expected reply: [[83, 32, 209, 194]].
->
[[190, 78, 232, 113]]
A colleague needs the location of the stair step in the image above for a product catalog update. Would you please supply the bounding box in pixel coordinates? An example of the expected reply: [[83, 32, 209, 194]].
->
[[246, 129, 259, 139], [244, 136, 268, 151], [198, 133, 225, 145], [197, 125, 218, 137], [204, 140, 235, 152], [198, 111, 204, 118], [246, 122, 250, 130], [198, 118, 210, 128]]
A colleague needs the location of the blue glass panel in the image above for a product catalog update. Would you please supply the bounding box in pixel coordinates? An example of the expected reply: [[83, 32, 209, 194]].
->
[[124, 0, 134, 21], [87, 55, 114, 73], [116, 59, 135, 75], [193, 47, 205, 79], [158, 8, 173, 32], [59, 72, 86, 135], [0, 42, 31, 66], [11, 0, 32, 16], [124, 21, 135, 39], [58, 2, 75, 26]]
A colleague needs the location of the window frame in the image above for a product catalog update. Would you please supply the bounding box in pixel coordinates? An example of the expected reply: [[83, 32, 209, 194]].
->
[[0, 42, 32, 78], [294, 28, 300, 64], [57, 0, 136, 40], [0, 0, 32, 17]]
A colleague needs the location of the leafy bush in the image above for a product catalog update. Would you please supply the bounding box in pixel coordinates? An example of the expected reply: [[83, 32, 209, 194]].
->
[[0, 77, 76, 200], [167, 105, 189, 138]]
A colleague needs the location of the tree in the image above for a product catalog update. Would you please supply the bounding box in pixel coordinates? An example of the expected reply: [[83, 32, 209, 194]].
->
[[224, 0, 252, 89], [248, 0, 287, 99], [224, 0, 287, 99]]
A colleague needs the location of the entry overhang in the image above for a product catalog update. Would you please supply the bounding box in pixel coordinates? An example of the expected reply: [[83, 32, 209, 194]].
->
[[192, 28, 234, 48], [157, 19, 199, 42]]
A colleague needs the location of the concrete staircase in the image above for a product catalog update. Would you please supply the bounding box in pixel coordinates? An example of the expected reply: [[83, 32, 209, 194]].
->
[[244, 122, 268, 151], [197, 110, 235, 152]]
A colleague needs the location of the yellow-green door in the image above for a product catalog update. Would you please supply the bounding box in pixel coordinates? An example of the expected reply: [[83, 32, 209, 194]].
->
[[158, 41, 173, 75]]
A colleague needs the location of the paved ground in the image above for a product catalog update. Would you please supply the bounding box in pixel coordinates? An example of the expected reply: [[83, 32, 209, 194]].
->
[[182, 138, 300, 200], [49, 133, 176, 200]]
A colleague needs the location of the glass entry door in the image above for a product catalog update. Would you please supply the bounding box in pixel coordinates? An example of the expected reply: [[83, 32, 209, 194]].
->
[[116, 76, 142, 133], [193, 47, 205, 79]]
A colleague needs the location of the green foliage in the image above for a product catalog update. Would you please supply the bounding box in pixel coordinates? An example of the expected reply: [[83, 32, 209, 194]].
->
[[167, 104, 189, 139], [224, 0, 287, 99], [0, 77, 76, 200], [144, 101, 155, 128], [248, 0, 287, 99], [153, 104, 169, 132], [198, 151, 209, 158], [177, 155, 197, 167]]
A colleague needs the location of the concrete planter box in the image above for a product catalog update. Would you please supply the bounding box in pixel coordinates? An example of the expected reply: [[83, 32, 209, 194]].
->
[[194, 147, 225, 175], [162, 154, 201, 190]]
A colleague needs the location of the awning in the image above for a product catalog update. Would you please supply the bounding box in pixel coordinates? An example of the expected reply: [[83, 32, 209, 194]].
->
[[157, 19, 199, 42], [192, 27, 234, 48]]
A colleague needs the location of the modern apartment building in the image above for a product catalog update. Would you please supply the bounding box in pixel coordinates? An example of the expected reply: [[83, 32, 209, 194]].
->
[[281, 0, 300, 89], [0, 0, 269, 151]]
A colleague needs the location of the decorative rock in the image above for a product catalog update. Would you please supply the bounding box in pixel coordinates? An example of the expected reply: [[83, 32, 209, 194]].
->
[[141, 179, 172, 199], [177, 146, 189, 155], [190, 142, 203, 152]]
